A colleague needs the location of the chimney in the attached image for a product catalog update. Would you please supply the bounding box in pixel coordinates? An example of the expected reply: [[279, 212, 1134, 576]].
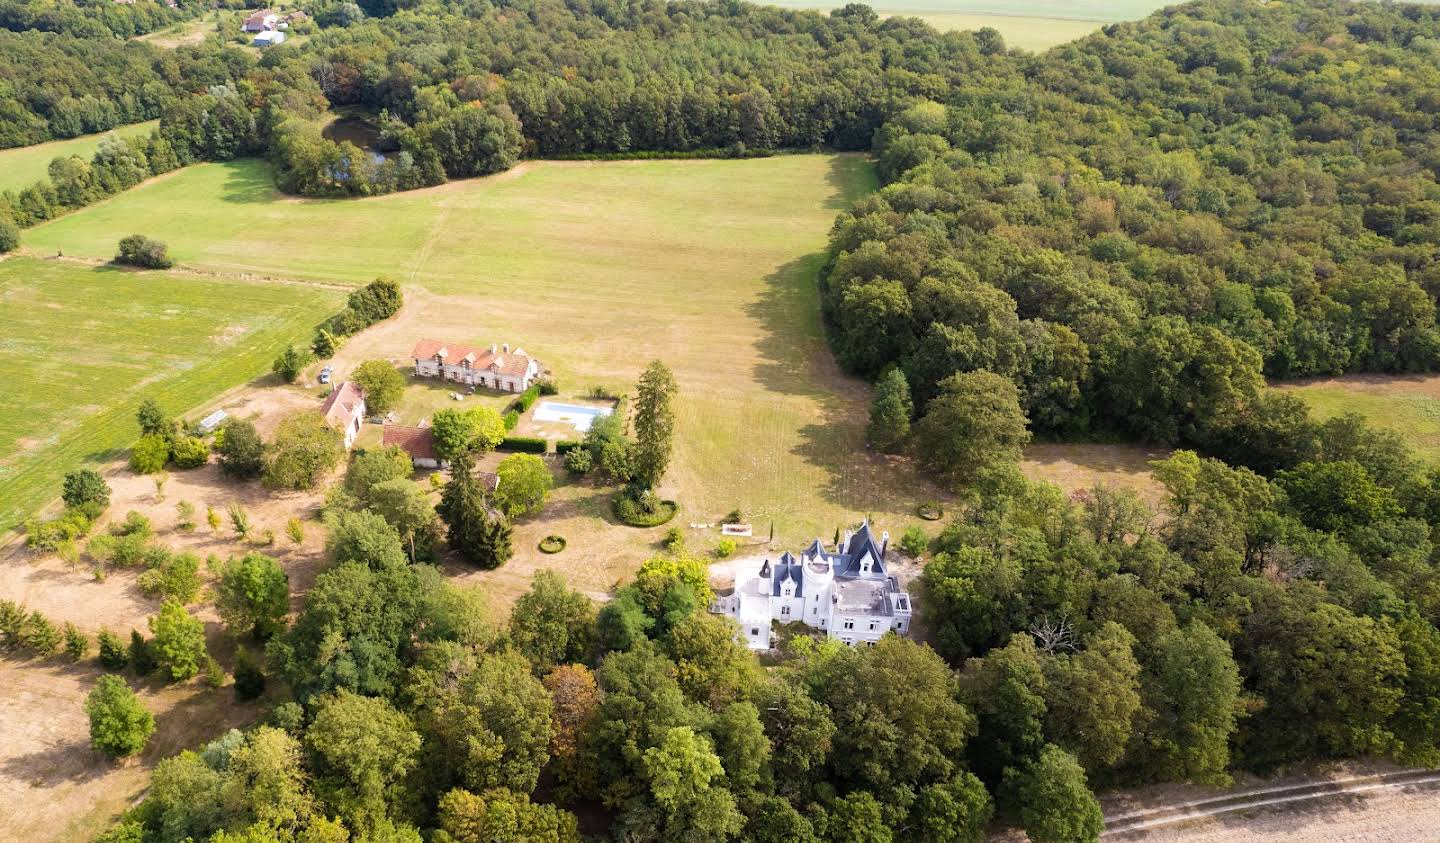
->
[[881, 530, 890, 558], [503, 343, 510, 353], [490, 343, 497, 353]]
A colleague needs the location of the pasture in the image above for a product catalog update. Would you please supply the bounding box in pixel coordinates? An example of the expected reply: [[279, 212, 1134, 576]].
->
[[0, 121, 159, 195], [21, 155, 961, 560], [766, 0, 1169, 49], [0, 258, 342, 532], [1278, 375, 1440, 463]]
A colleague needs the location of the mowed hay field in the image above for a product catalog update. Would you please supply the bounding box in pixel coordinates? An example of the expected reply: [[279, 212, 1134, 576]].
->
[[1278, 375, 1440, 462], [764, 0, 1168, 50], [0, 121, 159, 194], [0, 258, 342, 531], [22, 155, 959, 553]]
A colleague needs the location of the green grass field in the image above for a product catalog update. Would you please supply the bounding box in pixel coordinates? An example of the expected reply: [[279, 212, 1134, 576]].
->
[[1279, 376, 1440, 463], [0, 258, 342, 531], [0, 122, 159, 195], [22, 154, 950, 547], [766, 0, 1169, 49]]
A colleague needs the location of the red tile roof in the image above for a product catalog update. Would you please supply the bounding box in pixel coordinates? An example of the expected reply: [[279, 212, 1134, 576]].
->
[[411, 338, 536, 378], [320, 381, 365, 429], [382, 425, 436, 462]]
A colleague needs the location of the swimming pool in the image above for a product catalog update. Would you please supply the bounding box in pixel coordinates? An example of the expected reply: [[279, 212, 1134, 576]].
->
[[531, 401, 614, 432]]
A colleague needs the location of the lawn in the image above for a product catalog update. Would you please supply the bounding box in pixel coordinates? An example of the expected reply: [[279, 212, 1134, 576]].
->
[[1278, 375, 1440, 463], [0, 258, 342, 531], [764, 0, 1168, 49], [0, 121, 159, 195]]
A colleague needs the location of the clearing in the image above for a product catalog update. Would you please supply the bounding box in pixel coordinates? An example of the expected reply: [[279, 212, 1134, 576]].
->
[[1277, 374, 1440, 463], [136, 14, 219, 49], [765, 0, 1168, 50], [0, 121, 159, 195], [0, 258, 342, 532]]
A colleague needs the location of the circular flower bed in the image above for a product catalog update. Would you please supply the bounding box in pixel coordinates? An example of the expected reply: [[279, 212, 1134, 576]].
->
[[539, 535, 567, 554], [916, 501, 944, 521]]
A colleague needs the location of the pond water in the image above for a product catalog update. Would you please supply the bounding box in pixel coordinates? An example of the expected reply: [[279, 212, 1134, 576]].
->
[[532, 401, 615, 432], [322, 115, 383, 149]]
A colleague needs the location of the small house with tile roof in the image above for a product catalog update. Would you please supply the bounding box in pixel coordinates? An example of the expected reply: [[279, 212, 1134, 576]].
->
[[710, 521, 913, 650], [411, 339, 542, 393], [242, 9, 278, 31], [383, 424, 440, 469], [320, 381, 366, 450]]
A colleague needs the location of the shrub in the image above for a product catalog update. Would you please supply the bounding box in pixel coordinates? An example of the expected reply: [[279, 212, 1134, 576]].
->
[[899, 525, 928, 557], [588, 386, 618, 400], [563, 446, 593, 475], [137, 551, 201, 603], [25, 507, 94, 551], [0, 600, 23, 649], [555, 439, 583, 454], [170, 435, 210, 469], [272, 344, 310, 384], [715, 538, 737, 558], [64, 622, 89, 661], [115, 234, 173, 269], [86, 675, 155, 758], [663, 527, 686, 553], [229, 504, 251, 537], [536, 377, 559, 395], [916, 501, 944, 521], [510, 384, 542, 413], [97, 630, 129, 670], [286, 517, 305, 544], [721, 509, 743, 525], [62, 469, 111, 511], [111, 533, 151, 568], [539, 535, 567, 553], [130, 434, 170, 474], [113, 510, 151, 539], [202, 657, 226, 689], [175, 500, 197, 532], [207, 506, 222, 531], [128, 630, 157, 675], [503, 409, 521, 431], [612, 486, 678, 527], [498, 435, 548, 453], [20, 611, 62, 657], [0, 214, 18, 253], [234, 648, 267, 700]]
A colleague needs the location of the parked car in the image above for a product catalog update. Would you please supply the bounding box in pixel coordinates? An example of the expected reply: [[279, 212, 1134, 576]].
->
[[319, 366, 333, 384]]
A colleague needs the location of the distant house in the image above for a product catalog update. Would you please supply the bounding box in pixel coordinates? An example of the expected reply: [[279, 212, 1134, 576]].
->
[[242, 9, 278, 31], [283, 10, 307, 22], [711, 521, 913, 651], [321, 381, 366, 450], [383, 425, 440, 470], [411, 339, 543, 393], [252, 29, 286, 46]]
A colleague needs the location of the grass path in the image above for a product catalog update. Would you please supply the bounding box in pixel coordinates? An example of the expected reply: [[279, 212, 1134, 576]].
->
[[0, 121, 158, 195]]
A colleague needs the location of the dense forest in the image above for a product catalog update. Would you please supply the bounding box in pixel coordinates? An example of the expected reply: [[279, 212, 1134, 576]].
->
[[0, 0, 207, 40], [7, 0, 1440, 840]]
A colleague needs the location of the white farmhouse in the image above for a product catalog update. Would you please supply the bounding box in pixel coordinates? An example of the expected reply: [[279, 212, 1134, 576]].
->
[[320, 380, 366, 450], [411, 339, 543, 393], [711, 521, 913, 650]]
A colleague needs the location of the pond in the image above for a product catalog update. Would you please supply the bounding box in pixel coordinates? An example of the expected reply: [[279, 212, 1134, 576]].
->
[[322, 115, 383, 149]]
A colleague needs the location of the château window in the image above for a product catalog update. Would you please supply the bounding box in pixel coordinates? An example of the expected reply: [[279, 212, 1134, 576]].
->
[[843, 620, 854, 630]]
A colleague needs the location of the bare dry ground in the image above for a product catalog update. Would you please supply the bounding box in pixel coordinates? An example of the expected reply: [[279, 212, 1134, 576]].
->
[[0, 660, 265, 843], [1022, 442, 1169, 508]]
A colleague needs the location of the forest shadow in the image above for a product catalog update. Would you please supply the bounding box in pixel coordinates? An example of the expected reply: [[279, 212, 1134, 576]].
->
[[219, 160, 279, 205]]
